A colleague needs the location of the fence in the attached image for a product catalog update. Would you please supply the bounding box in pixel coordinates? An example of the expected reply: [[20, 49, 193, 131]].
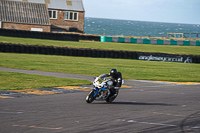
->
[[167, 33, 200, 39]]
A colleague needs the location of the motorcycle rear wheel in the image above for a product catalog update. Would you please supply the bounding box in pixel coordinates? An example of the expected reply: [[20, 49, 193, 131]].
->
[[106, 94, 117, 103], [86, 90, 96, 103], [106, 91, 118, 103]]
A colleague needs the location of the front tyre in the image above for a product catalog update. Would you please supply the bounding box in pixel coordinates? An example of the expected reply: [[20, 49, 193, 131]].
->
[[86, 90, 96, 103]]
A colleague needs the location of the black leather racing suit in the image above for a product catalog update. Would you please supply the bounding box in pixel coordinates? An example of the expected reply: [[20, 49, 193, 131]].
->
[[105, 72, 122, 95]]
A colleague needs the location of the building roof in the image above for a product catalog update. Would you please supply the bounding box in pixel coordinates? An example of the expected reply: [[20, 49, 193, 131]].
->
[[5, 0, 85, 11], [0, 1, 50, 25]]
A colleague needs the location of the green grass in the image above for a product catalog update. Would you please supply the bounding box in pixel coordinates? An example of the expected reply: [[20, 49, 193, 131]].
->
[[0, 71, 91, 90], [0, 36, 199, 90], [0, 36, 200, 55], [0, 53, 200, 82]]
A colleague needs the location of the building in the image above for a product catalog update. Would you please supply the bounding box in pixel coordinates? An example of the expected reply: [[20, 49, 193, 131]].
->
[[0, 0, 51, 32], [46, 0, 85, 33], [0, 0, 85, 33]]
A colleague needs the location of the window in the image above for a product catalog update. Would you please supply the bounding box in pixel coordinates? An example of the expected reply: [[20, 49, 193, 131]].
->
[[74, 12, 77, 20], [48, 10, 57, 19], [64, 12, 69, 20], [45, 0, 50, 4], [64, 12, 78, 21], [69, 12, 73, 20], [66, 1, 72, 6]]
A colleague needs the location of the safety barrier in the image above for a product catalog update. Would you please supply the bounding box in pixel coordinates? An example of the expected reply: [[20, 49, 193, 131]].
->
[[0, 43, 137, 59], [0, 29, 102, 41], [0, 29, 79, 41], [0, 43, 199, 63], [79, 34, 100, 41], [100, 36, 200, 46]]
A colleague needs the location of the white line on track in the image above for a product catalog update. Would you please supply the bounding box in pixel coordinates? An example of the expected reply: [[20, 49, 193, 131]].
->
[[0, 111, 23, 114], [117, 119, 177, 127]]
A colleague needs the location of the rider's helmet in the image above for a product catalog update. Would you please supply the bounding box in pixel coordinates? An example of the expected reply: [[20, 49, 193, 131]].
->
[[109, 68, 118, 77]]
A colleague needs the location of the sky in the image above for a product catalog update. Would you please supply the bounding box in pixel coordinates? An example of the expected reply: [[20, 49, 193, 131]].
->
[[82, 0, 200, 24]]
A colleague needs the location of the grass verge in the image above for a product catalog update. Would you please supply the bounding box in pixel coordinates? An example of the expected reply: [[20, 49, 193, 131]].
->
[[0, 71, 91, 90], [0, 53, 200, 82], [0, 36, 200, 55]]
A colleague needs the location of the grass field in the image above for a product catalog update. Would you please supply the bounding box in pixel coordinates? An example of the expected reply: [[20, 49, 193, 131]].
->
[[0, 53, 200, 82], [0, 71, 91, 90], [0, 36, 200, 55], [1, 36, 200, 90]]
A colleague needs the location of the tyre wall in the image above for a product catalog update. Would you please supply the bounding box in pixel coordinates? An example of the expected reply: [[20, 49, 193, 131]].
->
[[0, 43, 199, 63], [0, 29, 101, 41], [0, 29, 79, 41]]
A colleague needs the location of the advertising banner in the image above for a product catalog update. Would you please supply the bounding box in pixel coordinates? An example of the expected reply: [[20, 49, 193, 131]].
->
[[138, 53, 192, 63]]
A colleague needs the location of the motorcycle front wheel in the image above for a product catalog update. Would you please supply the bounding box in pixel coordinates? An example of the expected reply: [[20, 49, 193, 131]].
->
[[86, 90, 96, 103]]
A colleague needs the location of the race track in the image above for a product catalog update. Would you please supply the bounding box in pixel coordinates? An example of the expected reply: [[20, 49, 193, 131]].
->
[[1, 78, 200, 133]]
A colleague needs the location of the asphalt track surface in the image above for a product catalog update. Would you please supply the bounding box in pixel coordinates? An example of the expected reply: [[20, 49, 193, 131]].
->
[[1, 67, 200, 133]]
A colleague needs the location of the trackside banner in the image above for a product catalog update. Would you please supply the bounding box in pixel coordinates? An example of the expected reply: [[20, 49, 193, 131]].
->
[[138, 53, 192, 63]]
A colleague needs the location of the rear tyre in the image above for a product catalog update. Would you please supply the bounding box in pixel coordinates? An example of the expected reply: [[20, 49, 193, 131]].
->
[[86, 90, 96, 103], [106, 95, 117, 103], [106, 91, 118, 103]]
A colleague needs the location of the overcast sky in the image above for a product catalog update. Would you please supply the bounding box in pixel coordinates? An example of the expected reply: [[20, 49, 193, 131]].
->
[[82, 0, 200, 24]]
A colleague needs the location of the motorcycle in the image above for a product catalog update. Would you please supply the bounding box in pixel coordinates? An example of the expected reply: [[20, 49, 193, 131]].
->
[[86, 74, 123, 103]]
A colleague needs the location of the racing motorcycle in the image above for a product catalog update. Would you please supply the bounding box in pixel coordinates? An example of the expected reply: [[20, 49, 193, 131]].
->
[[86, 74, 123, 103]]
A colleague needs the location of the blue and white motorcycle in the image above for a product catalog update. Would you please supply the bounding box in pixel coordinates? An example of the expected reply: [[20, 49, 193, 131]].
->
[[86, 74, 123, 103]]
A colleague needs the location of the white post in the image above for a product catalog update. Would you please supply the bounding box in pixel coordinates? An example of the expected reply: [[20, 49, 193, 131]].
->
[[0, 21, 1, 28]]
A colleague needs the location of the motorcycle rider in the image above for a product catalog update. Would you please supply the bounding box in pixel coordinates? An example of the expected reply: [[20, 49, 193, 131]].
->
[[105, 68, 122, 97]]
